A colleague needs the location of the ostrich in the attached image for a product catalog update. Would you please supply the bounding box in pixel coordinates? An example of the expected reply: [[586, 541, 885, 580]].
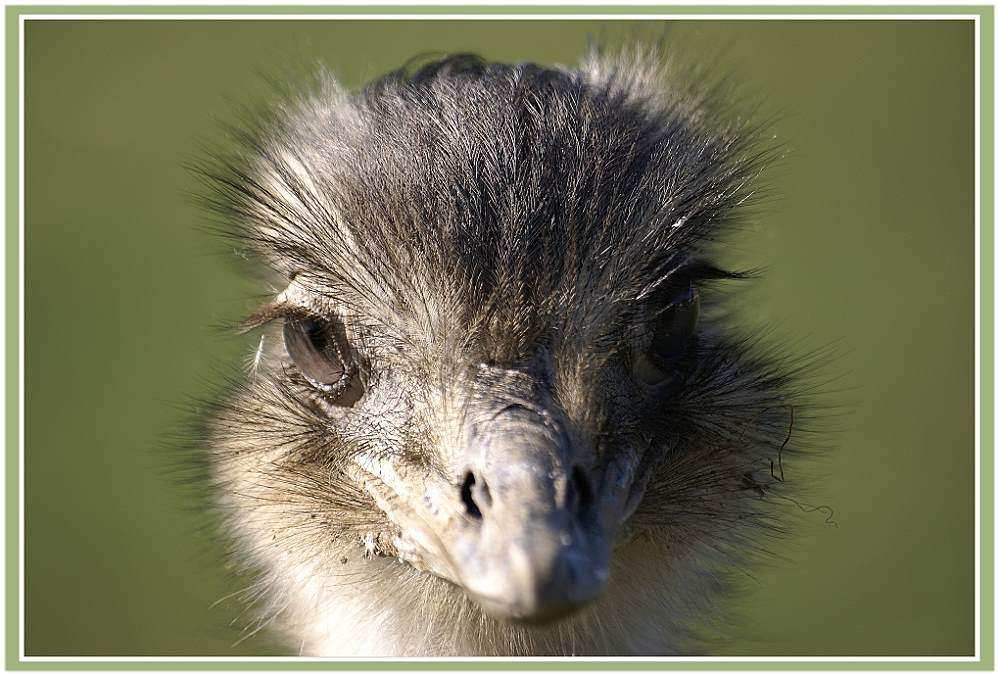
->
[[200, 47, 804, 656]]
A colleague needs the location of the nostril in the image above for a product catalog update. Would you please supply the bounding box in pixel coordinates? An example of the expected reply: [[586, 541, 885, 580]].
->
[[569, 465, 594, 516], [461, 471, 490, 519]]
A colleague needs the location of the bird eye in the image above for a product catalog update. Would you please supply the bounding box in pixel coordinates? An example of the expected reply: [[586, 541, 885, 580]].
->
[[283, 315, 349, 393], [632, 281, 700, 386]]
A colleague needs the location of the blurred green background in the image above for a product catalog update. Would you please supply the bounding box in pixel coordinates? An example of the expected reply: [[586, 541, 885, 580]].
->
[[24, 19, 975, 656]]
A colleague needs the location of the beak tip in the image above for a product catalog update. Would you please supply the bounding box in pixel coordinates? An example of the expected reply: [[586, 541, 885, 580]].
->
[[459, 536, 611, 623]]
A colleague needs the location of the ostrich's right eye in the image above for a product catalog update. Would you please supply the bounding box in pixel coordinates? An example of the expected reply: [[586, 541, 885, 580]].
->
[[283, 316, 348, 392]]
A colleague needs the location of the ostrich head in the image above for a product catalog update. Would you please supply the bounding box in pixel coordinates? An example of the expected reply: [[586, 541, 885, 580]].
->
[[202, 49, 800, 656]]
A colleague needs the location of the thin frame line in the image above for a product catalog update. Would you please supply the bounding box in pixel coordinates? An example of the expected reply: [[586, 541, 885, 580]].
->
[[13, 9, 986, 666]]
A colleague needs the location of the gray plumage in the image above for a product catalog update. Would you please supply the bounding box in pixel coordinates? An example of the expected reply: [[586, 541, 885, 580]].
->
[[199, 46, 804, 656]]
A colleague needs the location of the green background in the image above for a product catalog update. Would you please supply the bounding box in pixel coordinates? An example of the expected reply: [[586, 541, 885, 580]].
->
[[23, 19, 976, 656]]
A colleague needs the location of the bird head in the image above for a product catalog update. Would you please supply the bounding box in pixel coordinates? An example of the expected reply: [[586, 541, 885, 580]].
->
[[203, 50, 797, 652]]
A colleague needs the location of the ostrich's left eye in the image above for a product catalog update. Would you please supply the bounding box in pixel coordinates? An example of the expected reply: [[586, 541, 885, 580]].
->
[[283, 315, 349, 392], [632, 281, 700, 386]]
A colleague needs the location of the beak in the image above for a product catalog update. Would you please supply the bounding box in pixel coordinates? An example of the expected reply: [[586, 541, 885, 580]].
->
[[450, 402, 607, 621], [352, 370, 650, 622]]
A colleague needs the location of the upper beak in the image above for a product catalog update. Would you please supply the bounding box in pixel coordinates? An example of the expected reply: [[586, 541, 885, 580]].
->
[[352, 369, 650, 623], [450, 402, 607, 621]]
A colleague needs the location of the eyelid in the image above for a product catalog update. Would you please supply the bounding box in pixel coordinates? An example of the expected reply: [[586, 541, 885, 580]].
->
[[237, 274, 333, 333], [669, 258, 746, 284], [636, 258, 741, 302], [685, 262, 747, 283], [238, 299, 323, 333]]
